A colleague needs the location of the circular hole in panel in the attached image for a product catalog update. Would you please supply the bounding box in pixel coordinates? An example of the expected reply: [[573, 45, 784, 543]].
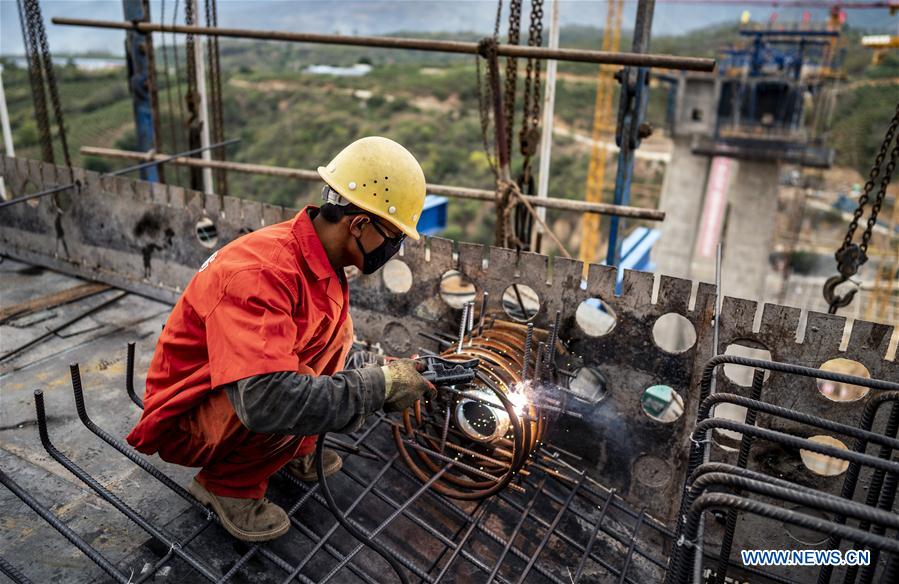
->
[[711, 403, 748, 451], [575, 298, 617, 337], [454, 391, 509, 443], [439, 270, 476, 309], [195, 217, 218, 248], [461, 401, 497, 438], [54, 188, 73, 212], [800, 435, 850, 477], [632, 454, 673, 489], [652, 313, 697, 354], [783, 506, 831, 546], [382, 259, 412, 293], [18, 179, 40, 208], [722, 343, 772, 387], [568, 366, 608, 403], [501, 284, 540, 322], [640, 385, 684, 423], [816, 358, 871, 403]]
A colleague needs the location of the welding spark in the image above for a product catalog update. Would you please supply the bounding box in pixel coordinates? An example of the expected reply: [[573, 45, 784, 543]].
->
[[508, 384, 529, 416]]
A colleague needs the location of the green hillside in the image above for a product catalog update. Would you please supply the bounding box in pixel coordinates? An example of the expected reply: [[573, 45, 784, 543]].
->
[[1, 24, 896, 251]]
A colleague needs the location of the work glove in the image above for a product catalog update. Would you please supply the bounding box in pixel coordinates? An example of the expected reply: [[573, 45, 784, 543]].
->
[[381, 359, 436, 412]]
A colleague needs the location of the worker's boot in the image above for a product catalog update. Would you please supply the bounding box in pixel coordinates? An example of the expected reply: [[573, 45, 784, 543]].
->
[[187, 479, 289, 542], [284, 448, 342, 482]]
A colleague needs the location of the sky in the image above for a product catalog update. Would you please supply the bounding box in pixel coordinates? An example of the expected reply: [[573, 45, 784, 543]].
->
[[1, 0, 895, 56]]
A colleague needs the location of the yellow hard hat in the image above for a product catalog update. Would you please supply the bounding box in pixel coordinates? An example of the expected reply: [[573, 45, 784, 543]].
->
[[317, 136, 426, 240]]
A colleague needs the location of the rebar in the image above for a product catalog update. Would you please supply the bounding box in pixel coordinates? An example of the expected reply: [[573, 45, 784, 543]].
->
[[713, 370, 765, 584], [534, 342, 545, 383], [33, 389, 221, 581], [857, 465, 899, 584], [522, 322, 534, 380], [619, 512, 645, 584], [680, 493, 899, 584], [9, 339, 710, 584], [818, 393, 899, 584], [68, 362, 198, 507], [572, 489, 616, 583], [0, 555, 32, 584], [0, 469, 129, 583], [456, 302, 469, 354], [125, 341, 143, 408], [546, 310, 561, 372], [514, 474, 586, 584], [669, 354, 899, 584], [486, 477, 548, 583], [394, 321, 548, 500], [318, 459, 451, 584]]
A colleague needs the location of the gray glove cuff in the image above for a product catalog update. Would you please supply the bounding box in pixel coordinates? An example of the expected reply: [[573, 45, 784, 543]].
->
[[361, 365, 388, 414]]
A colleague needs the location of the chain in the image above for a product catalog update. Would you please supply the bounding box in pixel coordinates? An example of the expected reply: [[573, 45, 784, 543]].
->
[[519, 0, 544, 173], [184, 0, 203, 190], [503, 0, 523, 164], [824, 100, 899, 313], [841, 102, 899, 253], [834, 101, 899, 277], [17, 0, 53, 164], [859, 102, 899, 254], [25, 0, 71, 168], [475, 0, 503, 182], [475, 39, 499, 181], [184, 0, 198, 114], [140, 0, 165, 182]]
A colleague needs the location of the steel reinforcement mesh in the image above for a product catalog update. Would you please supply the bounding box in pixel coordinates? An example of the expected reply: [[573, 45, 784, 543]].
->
[[0, 349, 671, 584]]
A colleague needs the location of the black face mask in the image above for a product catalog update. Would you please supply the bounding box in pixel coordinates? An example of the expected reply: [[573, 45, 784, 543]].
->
[[355, 221, 404, 274]]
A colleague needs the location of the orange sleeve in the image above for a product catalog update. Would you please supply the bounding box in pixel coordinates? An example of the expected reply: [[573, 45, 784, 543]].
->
[[205, 268, 301, 387]]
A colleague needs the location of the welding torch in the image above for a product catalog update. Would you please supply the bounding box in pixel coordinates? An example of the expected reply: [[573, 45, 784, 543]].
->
[[416, 355, 479, 387]]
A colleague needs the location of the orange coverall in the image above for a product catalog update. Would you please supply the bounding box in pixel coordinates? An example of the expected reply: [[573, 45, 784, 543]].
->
[[126, 207, 353, 498]]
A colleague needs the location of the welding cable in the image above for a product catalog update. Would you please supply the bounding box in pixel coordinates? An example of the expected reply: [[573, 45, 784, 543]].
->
[[315, 433, 410, 584]]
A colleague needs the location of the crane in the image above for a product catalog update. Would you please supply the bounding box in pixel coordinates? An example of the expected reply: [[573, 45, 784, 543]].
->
[[577, 0, 895, 269], [579, 0, 623, 267]]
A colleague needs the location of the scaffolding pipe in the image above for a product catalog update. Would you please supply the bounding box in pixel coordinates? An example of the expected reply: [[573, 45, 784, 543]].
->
[[189, 0, 214, 194], [533, 0, 561, 253], [79, 146, 666, 220], [0, 65, 12, 201], [51, 17, 717, 71]]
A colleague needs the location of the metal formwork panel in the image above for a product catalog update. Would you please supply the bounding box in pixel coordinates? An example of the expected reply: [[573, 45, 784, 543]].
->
[[2, 156, 898, 563]]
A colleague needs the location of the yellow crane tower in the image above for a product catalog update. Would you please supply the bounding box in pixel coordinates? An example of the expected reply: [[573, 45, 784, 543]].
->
[[579, 0, 623, 267]]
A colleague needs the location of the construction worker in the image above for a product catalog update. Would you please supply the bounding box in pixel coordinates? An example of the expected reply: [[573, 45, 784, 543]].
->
[[126, 137, 434, 542]]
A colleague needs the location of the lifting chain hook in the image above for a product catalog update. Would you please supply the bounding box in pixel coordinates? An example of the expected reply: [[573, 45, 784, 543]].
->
[[823, 274, 859, 315]]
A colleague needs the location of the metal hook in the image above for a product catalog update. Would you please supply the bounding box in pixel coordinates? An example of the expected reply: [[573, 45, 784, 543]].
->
[[823, 273, 858, 315]]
